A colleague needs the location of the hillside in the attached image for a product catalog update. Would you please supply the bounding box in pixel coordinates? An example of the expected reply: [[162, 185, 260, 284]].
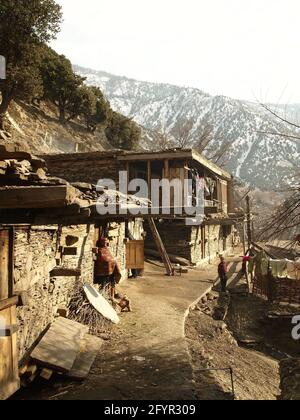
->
[[0, 100, 114, 155], [75, 65, 300, 190]]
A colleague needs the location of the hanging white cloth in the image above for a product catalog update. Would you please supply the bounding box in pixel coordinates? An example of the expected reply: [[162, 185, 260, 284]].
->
[[269, 259, 288, 278]]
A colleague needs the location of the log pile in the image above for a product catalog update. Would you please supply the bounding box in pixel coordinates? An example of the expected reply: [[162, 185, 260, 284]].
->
[[279, 358, 300, 400]]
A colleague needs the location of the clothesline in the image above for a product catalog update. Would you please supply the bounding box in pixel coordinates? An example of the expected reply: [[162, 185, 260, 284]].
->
[[249, 250, 300, 281]]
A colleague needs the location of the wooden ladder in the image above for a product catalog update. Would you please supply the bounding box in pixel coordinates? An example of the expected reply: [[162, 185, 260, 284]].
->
[[148, 218, 174, 276]]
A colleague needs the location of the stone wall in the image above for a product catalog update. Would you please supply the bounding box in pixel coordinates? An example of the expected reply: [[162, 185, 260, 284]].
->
[[145, 220, 192, 261], [106, 222, 127, 279], [14, 222, 128, 362], [145, 219, 234, 266], [14, 224, 97, 362], [43, 152, 122, 186]]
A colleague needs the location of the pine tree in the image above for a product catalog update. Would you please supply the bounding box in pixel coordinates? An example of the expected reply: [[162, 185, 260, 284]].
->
[[39, 47, 85, 123], [106, 112, 141, 150], [0, 0, 62, 129]]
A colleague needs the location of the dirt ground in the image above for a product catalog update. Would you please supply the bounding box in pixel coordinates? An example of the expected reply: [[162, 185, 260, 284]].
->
[[186, 298, 280, 400], [13, 259, 223, 401], [186, 278, 300, 401], [13, 253, 299, 401]]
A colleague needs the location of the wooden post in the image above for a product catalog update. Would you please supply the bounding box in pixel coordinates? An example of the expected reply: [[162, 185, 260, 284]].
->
[[242, 221, 247, 256], [147, 160, 152, 200], [164, 159, 169, 179], [8, 228, 14, 298], [0, 230, 9, 301], [246, 195, 252, 249]]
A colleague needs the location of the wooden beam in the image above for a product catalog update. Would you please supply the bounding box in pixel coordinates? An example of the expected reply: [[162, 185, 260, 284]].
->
[[147, 161, 151, 200], [192, 150, 232, 180], [118, 151, 193, 162], [164, 159, 170, 178], [0, 324, 18, 337], [0, 230, 9, 300], [0, 296, 18, 311], [60, 247, 78, 256], [50, 268, 81, 277], [0, 185, 77, 209]]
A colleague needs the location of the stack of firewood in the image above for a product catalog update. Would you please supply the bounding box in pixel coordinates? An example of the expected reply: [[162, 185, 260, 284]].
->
[[68, 282, 113, 337]]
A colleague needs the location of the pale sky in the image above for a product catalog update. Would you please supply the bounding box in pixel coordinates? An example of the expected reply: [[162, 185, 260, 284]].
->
[[52, 0, 300, 103]]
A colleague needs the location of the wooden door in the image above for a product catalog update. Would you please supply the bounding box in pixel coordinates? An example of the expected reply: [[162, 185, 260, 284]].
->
[[0, 228, 20, 400], [126, 241, 144, 270]]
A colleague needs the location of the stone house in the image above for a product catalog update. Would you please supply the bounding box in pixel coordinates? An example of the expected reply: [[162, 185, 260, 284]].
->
[[43, 149, 238, 266], [0, 145, 146, 399]]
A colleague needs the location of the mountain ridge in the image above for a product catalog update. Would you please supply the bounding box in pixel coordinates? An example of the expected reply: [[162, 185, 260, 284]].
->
[[74, 65, 300, 191]]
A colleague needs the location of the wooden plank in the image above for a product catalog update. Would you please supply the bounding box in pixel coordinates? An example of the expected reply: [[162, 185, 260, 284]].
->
[[192, 150, 232, 180], [147, 161, 152, 200], [0, 325, 18, 337], [117, 151, 193, 162], [126, 241, 145, 270], [61, 247, 78, 256], [0, 230, 10, 301], [31, 317, 89, 373], [148, 219, 174, 276], [0, 305, 20, 400], [0, 186, 77, 209], [0, 297, 18, 312], [164, 159, 170, 179], [68, 335, 103, 380], [0, 380, 20, 400], [50, 268, 81, 277]]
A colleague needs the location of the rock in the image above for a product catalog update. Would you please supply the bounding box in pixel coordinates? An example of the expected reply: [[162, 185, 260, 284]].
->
[[203, 307, 213, 316], [214, 321, 227, 331], [201, 295, 208, 304], [133, 356, 146, 362], [214, 307, 226, 321], [207, 292, 219, 301]]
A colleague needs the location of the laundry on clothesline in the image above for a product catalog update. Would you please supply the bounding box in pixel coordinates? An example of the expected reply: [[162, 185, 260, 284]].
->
[[287, 261, 300, 281], [269, 259, 288, 279]]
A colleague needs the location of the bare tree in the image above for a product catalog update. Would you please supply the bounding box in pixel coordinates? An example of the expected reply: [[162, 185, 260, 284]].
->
[[196, 124, 214, 153], [258, 187, 300, 244], [258, 103, 300, 142], [155, 125, 175, 151], [255, 103, 300, 244], [196, 124, 233, 167], [171, 119, 195, 149]]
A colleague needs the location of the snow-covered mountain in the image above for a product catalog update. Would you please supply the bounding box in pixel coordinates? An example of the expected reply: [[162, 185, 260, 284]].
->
[[75, 65, 300, 190]]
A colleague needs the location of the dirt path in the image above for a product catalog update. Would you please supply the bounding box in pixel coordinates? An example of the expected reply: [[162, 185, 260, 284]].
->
[[57, 261, 221, 400], [14, 255, 236, 400], [14, 254, 244, 400]]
